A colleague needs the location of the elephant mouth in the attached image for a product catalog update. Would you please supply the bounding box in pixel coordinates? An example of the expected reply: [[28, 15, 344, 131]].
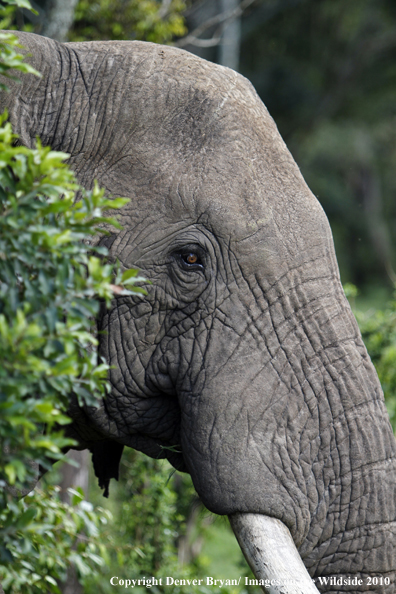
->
[[70, 394, 319, 593], [141, 439, 320, 593], [126, 433, 320, 593], [229, 513, 320, 594]]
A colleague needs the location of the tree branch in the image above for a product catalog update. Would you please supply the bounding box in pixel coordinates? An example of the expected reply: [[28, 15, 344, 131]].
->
[[174, 0, 257, 48]]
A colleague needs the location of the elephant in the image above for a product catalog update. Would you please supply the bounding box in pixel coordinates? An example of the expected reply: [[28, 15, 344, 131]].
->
[[1, 30, 396, 594]]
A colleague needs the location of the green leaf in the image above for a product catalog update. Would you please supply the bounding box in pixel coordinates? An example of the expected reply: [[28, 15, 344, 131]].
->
[[3, 0, 36, 11], [121, 268, 140, 281], [16, 508, 37, 529], [44, 575, 58, 586], [68, 487, 84, 506], [0, 23, 141, 582], [4, 464, 16, 485]]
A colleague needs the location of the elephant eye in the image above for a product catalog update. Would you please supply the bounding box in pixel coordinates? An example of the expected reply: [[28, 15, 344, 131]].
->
[[185, 253, 198, 264], [178, 249, 204, 270]]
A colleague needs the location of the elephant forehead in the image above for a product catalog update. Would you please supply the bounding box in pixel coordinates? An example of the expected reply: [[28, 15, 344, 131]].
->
[[102, 96, 322, 233], [102, 137, 330, 278], [189, 163, 331, 275], [78, 41, 331, 268], [71, 40, 289, 171], [68, 39, 264, 151], [145, 139, 327, 259], [110, 155, 331, 283]]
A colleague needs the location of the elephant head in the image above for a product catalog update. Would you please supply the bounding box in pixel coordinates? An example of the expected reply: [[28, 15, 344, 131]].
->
[[1, 31, 396, 593]]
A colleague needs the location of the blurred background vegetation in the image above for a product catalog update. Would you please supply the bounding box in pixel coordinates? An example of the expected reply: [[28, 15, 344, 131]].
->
[[2, 0, 396, 593]]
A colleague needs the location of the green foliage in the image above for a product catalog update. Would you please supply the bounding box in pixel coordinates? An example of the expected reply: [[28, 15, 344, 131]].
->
[[70, 0, 187, 44], [83, 452, 196, 593], [353, 289, 396, 429], [0, 8, 39, 90], [0, 1, 145, 589], [1, 0, 36, 10], [0, 106, 138, 495], [1, 486, 112, 594], [83, 450, 253, 594], [111, 454, 183, 579]]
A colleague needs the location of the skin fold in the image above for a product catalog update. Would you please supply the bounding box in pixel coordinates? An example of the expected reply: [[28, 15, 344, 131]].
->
[[1, 31, 395, 593]]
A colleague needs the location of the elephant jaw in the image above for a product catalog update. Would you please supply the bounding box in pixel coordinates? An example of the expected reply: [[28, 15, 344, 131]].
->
[[229, 513, 320, 594]]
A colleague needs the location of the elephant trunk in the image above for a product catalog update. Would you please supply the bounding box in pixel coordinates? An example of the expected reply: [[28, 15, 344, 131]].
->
[[229, 513, 320, 594], [178, 277, 396, 588]]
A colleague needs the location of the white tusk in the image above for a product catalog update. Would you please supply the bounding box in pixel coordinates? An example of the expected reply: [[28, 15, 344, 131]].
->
[[229, 513, 320, 594]]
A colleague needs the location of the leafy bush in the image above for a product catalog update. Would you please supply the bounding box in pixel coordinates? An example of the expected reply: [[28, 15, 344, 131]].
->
[[0, 118, 135, 494], [0, 1, 144, 590], [83, 450, 252, 594], [354, 292, 396, 429], [344, 282, 396, 430], [70, 0, 187, 44], [1, 486, 112, 594]]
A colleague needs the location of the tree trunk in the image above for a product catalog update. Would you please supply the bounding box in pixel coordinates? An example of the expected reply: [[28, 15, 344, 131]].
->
[[353, 166, 396, 283], [59, 449, 89, 503], [16, 0, 78, 42], [218, 0, 241, 70], [41, 0, 79, 42], [58, 450, 89, 594], [178, 498, 205, 565]]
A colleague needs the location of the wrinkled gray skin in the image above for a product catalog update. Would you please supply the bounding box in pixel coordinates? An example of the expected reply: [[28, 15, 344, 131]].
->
[[2, 32, 396, 593]]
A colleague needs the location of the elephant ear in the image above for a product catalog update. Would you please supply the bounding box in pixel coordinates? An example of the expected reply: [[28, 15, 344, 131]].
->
[[90, 440, 124, 497]]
